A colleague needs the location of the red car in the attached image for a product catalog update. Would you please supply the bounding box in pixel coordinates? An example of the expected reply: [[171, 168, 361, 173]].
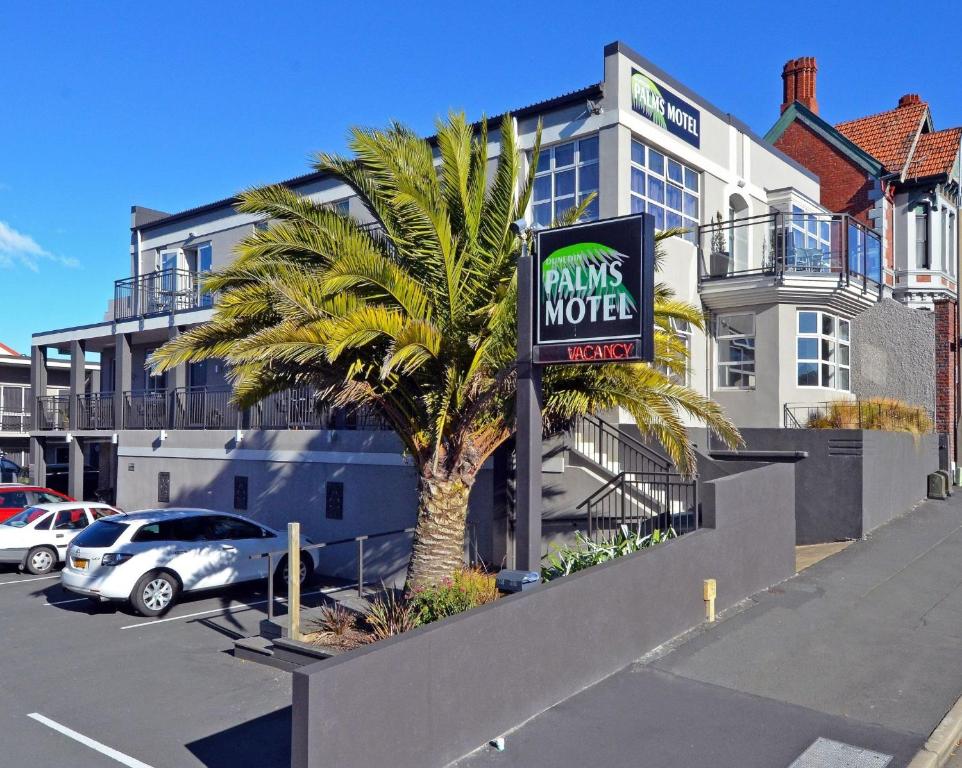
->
[[0, 485, 72, 523]]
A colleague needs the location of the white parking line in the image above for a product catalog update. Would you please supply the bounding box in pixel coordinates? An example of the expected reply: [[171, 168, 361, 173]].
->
[[44, 598, 89, 607], [119, 587, 339, 630], [0, 574, 59, 586], [27, 713, 155, 768]]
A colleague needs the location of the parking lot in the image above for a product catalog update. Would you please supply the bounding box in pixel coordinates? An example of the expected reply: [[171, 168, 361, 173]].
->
[[0, 565, 327, 768]]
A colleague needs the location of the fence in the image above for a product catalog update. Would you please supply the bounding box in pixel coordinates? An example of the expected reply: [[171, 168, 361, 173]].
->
[[784, 400, 933, 432]]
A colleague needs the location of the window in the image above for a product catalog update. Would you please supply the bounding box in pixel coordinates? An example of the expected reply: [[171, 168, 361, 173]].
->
[[53, 509, 88, 531], [33, 491, 67, 504], [90, 507, 120, 520], [630, 139, 699, 243], [144, 349, 167, 392], [0, 490, 29, 508], [532, 136, 599, 227], [716, 313, 755, 389], [74, 519, 129, 547], [132, 517, 205, 543], [915, 205, 929, 269], [946, 213, 956, 277], [788, 205, 832, 272], [2, 507, 49, 528], [660, 318, 692, 385], [797, 310, 850, 390], [205, 515, 266, 540]]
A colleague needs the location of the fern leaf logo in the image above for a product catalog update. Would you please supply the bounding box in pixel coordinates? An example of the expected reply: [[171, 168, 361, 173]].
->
[[631, 73, 668, 131], [541, 241, 636, 310]]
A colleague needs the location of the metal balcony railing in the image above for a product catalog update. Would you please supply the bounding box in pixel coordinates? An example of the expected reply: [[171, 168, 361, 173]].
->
[[0, 411, 31, 433], [113, 268, 213, 321], [123, 391, 169, 430], [76, 393, 115, 430], [36, 395, 70, 431], [784, 400, 934, 431], [698, 212, 882, 293], [174, 387, 240, 430]]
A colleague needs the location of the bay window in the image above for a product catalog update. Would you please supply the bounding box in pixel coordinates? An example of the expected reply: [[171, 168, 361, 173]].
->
[[716, 313, 755, 389], [797, 310, 849, 390]]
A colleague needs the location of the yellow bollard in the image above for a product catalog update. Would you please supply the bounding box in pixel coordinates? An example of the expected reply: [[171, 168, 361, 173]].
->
[[703, 579, 716, 623]]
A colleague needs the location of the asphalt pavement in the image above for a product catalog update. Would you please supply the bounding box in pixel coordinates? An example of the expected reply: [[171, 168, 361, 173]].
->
[[456, 493, 962, 768], [0, 568, 333, 768]]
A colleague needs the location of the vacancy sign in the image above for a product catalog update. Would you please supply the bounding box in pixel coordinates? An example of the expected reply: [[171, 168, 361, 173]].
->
[[534, 214, 654, 365]]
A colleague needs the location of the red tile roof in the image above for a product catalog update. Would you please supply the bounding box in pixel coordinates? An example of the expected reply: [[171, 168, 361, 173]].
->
[[835, 102, 929, 173], [0, 342, 21, 357], [905, 128, 962, 180]]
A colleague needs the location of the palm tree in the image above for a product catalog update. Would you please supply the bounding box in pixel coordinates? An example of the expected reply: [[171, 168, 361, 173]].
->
[[151, 114, 739, 590]]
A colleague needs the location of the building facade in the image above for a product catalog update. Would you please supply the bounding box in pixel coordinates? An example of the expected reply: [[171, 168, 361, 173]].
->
[[28, 42, 923, 566], [766, 57, 961, 464]]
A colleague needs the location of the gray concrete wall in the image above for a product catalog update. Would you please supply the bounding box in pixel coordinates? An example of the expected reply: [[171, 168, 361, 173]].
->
[[113, 428, 494, 581], [862, 430, 936, 533], [852, 297, 936, 413], [291, 463, 796, 768], [724, 428, 937, 543]]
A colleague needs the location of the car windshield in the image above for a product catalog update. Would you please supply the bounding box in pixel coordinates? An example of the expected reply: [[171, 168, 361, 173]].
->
[[72, 519, 129, 548], [2, 506, 47, 528]]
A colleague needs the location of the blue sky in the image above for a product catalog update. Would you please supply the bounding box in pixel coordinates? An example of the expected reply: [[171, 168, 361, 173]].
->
[[1, 0, 960, 356]]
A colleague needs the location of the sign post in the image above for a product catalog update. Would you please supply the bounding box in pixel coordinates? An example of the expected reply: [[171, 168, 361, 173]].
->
[[514, 213, 655, 572]]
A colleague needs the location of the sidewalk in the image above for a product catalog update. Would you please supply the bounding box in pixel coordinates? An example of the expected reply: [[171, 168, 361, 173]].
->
[[456, 493, 962, 768]]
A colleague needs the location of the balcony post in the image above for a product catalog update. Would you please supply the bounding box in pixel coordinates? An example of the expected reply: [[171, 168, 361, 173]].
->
[[68, 339, 85, 431], [167, 326, 187, 428], [114, 333, 132, 429], [67, 434, 84, 500], [29, 345, 47, 484]]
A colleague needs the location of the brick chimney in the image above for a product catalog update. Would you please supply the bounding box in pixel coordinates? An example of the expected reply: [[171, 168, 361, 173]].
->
[[781, 56, 818, 114], [898, 93, 922, 107]]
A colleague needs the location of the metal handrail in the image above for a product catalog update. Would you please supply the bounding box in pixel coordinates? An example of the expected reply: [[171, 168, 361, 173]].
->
[[252, 526, 417, 621], [571, 414, 673, 473], [576, 470, 699, 541]]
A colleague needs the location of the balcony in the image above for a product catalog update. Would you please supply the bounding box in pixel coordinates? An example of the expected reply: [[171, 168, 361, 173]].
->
[[77, 393, 115, 430], [698, 212, 882, 292], [34, 386, 393, 432], [113, 268, 212, 321], [36, 395, 70, 431]]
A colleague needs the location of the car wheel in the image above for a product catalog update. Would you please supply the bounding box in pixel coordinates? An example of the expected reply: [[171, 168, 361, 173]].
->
[[25, 546, 57, 575], [274, 553, 313, 591], [131, 571, 180, 617]]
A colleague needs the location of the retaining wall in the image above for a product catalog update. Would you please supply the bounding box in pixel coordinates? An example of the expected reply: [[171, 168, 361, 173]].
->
[[291, 462, 796, 768]]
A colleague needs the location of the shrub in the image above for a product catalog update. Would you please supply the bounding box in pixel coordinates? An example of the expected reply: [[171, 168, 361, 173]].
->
[[306, 602, 368, 650], [366, 588, 420, 641], [542, 525, 676, 582], [807, 397, 932, 436], [409, 568, 499, 624]]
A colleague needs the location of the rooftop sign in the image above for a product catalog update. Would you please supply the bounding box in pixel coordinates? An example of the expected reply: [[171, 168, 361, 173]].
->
[[630, 69, 701, 148]]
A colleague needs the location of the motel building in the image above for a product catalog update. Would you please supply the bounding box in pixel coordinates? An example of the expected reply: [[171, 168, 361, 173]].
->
[[26, 42, 948, 574]]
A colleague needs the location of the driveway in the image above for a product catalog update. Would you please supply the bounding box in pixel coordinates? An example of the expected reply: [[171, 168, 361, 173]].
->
[[0, 568, 329, 767]]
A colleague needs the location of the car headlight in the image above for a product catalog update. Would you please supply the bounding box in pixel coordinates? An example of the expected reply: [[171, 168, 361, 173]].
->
[[102, 552, 134, 567]]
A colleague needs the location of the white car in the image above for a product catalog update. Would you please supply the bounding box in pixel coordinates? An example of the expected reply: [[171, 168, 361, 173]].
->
[[0, 502, 123, 575], [62, 508, 318, 616]]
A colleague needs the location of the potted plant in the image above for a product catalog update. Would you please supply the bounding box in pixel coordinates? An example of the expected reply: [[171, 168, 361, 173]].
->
[[709, 211, 732, 276]]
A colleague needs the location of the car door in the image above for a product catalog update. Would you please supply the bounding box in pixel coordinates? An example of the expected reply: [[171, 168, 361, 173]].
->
[[0, 489, 30, 523], [49, 507, 91, 560], [134, 517, 211, 592], [198, 516, 268, 586]]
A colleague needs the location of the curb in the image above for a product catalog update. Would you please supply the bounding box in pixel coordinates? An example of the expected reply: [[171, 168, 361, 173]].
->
[[908, 695, 962, 768]]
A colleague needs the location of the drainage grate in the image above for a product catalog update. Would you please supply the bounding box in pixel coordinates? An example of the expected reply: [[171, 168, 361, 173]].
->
[[789, 738, 892, 768]]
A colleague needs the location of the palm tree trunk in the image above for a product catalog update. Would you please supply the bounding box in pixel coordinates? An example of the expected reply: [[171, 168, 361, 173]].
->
[[406, 470, 474, 590]]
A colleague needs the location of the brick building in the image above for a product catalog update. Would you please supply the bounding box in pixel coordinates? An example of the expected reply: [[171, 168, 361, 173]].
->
[[767, 58, 962, 465]]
